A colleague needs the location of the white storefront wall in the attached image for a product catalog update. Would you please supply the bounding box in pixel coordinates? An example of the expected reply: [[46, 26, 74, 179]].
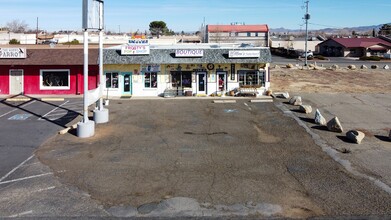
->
[[104, 63, 269, 97]]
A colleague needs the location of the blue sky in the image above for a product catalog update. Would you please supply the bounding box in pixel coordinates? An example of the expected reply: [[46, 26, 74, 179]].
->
[[1, 0, 390, 32]]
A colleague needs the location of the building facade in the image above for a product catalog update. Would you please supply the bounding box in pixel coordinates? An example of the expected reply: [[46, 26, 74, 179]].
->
[[317, 37, 391, 57], [0, 47, 99, 96], [103, 43, 271, 97], [205, 24, 269, 47]]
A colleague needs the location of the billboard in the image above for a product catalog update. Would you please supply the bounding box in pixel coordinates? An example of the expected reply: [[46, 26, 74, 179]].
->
[[82, 0, 104, 30]]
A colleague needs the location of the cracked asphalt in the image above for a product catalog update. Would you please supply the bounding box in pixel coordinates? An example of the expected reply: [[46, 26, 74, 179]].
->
[[36, 99, 391, 218]]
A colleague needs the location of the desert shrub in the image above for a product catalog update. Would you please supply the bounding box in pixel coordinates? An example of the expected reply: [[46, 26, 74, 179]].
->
[[9, 39, 20, 44], [314, 55, 327, 60], [359, 56, 381, 61], [63, 39, 80, 45]]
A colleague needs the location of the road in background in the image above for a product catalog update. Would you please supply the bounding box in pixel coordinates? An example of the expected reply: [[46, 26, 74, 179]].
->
[[272, 55, 391, 68]]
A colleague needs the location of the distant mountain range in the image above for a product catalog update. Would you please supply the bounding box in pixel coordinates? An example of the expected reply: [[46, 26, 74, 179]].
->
[[270, 23, 389, 34]]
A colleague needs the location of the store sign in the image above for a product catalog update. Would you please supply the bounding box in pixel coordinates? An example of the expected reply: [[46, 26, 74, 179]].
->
[[175, 49, 204, 57], [128, 39, 149, 45], [121, 45, 150, 55], [229, 50, 260, 58], [121, 39, 150, 55], [0, 48, 27, 59], [141, 64, 160, 72]]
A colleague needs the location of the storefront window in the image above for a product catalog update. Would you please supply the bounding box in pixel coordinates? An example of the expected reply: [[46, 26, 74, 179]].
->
[[171, 71, 192, 88], [238, 70, 265, 87], [145, 72, 157, 88], [106, 72, 119, 88], [40, 69, 70, 90]]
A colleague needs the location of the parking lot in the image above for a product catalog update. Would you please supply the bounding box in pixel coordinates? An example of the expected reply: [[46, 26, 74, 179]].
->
[[0, 96, 110, 217], [0, 96, 83, 178], [30, 98, 391, 218]]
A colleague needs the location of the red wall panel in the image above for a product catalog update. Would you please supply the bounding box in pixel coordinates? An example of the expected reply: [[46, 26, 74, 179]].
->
[[0, 65, 98, 95]]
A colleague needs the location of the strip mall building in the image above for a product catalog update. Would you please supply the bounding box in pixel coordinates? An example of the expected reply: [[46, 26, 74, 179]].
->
[[103, 41, 272, 97], [0, 42, 271, 97]]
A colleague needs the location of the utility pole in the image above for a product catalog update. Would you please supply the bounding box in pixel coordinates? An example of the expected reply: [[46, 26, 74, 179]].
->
[[36, 17, 39, 45], [304, 1, 310, 66]]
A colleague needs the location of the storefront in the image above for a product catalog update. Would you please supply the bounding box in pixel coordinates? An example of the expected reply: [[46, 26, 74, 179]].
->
[[0, 47, 99, 96], [103, 43, 271, 97]]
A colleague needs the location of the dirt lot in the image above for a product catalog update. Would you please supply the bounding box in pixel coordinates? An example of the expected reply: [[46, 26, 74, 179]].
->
[[271, 67, 391, 93]]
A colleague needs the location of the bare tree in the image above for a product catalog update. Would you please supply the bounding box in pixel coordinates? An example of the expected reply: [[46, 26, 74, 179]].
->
[[6, 20, 29, 33]]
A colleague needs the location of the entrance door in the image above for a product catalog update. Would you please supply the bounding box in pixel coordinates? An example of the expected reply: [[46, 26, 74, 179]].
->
[[122, 72, 132, 96], [197, 72, 206, 94], [217, 72, 227, 92], [10, 69, 24, 95]]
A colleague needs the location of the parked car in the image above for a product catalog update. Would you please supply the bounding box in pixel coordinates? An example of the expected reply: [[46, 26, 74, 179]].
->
[[299, 50, 314, 58]]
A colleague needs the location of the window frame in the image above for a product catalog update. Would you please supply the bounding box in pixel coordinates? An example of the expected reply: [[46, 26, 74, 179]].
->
[[105, 72, 119, 89], [40, 69, 70, 90], [144, 72, 158, 89], [238, 70, 266, 87]]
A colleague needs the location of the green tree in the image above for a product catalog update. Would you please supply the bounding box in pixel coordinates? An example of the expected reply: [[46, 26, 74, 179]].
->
[[149, 21, 167, 38], [378, 23, 391, 36], [9, 39, 20, 44]]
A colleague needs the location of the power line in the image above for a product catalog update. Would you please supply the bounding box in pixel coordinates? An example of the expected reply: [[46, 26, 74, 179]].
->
[[309, 22, 344, 29]]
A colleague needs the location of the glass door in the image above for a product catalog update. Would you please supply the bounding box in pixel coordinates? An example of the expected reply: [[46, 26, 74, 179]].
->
[[197, 72, 206, 94], [217, 72, 227, 92], [122, 72, 132, 96]]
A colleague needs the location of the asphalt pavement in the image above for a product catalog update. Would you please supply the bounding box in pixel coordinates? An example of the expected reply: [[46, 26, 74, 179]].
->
[[32, 98, 391, 218]]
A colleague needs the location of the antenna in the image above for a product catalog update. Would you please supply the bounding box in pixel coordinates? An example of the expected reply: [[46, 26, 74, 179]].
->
[[303, 0, 310, 66]]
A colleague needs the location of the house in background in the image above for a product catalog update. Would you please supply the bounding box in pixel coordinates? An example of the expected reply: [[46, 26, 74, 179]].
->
[[205, 24, 269, 47], [317, 37, 391, 57], [270, 35, 325, 53], [0, 46, 99, 96]]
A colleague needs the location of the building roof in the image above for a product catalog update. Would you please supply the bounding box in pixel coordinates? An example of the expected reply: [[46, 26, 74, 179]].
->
[[0, 48, 99, 65], [321, 37, 391, 48], [104, 47, 271, 65], [207, 25, 269, 33]]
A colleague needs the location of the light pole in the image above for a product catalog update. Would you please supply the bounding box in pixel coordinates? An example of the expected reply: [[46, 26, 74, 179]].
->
[[78, 0, 106, 138], [93, 0, 109, 124]]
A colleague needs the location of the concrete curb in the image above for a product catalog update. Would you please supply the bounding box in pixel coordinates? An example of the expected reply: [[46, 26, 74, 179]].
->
[[5, 98, 31, 102], [41, 98, 65, 102], [58, 123, 78, 135], [250, 99, 274, 103], [213, 100, 237, 103]]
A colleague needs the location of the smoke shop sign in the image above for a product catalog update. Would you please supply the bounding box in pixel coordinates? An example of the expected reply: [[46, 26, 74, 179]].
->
[[0, 48, 27, 59], [175, 49, 204, 57], [229, 50, 260, 58], [121, 39, 150, 55]]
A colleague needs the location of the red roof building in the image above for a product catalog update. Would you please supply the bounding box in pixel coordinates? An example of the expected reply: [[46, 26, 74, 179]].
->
[[317, 37, 391, 57], [205, 24, 269, 47]]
